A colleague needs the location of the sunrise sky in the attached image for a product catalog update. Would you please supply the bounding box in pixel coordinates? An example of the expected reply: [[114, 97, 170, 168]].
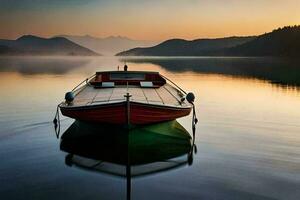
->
[[1, 0, 300, 40]]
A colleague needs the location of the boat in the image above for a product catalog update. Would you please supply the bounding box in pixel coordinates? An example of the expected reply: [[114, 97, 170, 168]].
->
[[59, 68, 196, 125]]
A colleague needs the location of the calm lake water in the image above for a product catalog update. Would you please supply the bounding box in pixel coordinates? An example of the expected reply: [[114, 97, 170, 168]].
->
[[0, 56, 299, 200]]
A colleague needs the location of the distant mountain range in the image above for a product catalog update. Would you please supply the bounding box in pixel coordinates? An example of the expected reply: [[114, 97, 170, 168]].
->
[[0, 35, 99, 56], [116, 36, 255, 56], [59, 35, 158, 55], [117, 26, 300, 57], [1, 25, 299, 57]]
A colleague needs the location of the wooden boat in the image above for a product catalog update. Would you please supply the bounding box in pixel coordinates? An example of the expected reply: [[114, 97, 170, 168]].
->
[[59, 70, 195, 125]]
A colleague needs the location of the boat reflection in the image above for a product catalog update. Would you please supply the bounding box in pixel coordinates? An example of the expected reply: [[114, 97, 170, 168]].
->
[[60, 120, 195, 200]]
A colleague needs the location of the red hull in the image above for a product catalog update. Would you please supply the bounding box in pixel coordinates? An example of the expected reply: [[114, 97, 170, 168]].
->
[[60, 102, 191, 125]]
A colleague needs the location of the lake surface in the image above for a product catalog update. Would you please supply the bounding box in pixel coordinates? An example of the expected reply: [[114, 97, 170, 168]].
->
[[0, 56, 299, 200]]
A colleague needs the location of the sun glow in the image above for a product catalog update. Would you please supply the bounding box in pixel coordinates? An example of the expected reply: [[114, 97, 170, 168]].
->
[[0, 0, 300, 40]]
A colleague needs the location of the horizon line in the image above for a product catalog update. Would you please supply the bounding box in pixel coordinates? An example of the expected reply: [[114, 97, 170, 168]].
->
[[2, 24, 299, 41]]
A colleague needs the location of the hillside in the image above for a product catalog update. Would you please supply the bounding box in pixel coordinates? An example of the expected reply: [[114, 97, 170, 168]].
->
[[0, 35, 99, 56], [117, 26, 300, 57], [60, 35, 158, 55], [225, 26, 300, 56], [116, 36, 255, 56]]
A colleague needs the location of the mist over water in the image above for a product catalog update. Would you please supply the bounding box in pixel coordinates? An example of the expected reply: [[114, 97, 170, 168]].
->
[[0, 56, 299, 200]]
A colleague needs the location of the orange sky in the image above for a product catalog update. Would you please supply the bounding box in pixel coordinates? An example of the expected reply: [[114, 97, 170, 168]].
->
[[1, 0, 300, 40]]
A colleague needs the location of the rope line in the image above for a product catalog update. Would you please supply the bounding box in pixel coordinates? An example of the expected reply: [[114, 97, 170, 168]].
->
[[53, 104, 61, 138], [191, 103, 198, 138]]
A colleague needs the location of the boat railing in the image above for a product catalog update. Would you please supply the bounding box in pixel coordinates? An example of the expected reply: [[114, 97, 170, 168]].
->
[[72, 74, 96, 93], [70, 73, 188, 96], [160, 74, 187, 95]]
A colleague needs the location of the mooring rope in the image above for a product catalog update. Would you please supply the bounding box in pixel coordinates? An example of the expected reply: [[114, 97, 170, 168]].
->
[[53, 103, 61, 138], [191, 103, 198, 138], [53, 74, 96, 139], [188, 103, 198, 165], [161, 73, 198, 132]]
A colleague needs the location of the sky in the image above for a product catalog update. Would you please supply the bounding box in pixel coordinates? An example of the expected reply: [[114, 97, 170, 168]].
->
[[0, 0, 300, 40]]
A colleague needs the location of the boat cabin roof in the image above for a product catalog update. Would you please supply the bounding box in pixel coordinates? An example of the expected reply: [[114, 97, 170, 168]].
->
[[90, 71, 166, 87]]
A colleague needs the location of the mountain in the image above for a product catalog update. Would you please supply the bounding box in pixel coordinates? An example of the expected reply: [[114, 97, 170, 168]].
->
[[116, 36, 255, 56], [59, 35, 158, 55], [117, 25, 300, 57], [225, 26, 300, 56], [0, 35, 99, 56]]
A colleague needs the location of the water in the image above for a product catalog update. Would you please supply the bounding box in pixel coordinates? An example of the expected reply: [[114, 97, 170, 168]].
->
[[0, 56, 299, 200]]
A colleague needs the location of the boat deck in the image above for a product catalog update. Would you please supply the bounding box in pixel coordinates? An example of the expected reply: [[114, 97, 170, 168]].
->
[[69, 83, 189, 108], [59, 71, 193, 124]]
